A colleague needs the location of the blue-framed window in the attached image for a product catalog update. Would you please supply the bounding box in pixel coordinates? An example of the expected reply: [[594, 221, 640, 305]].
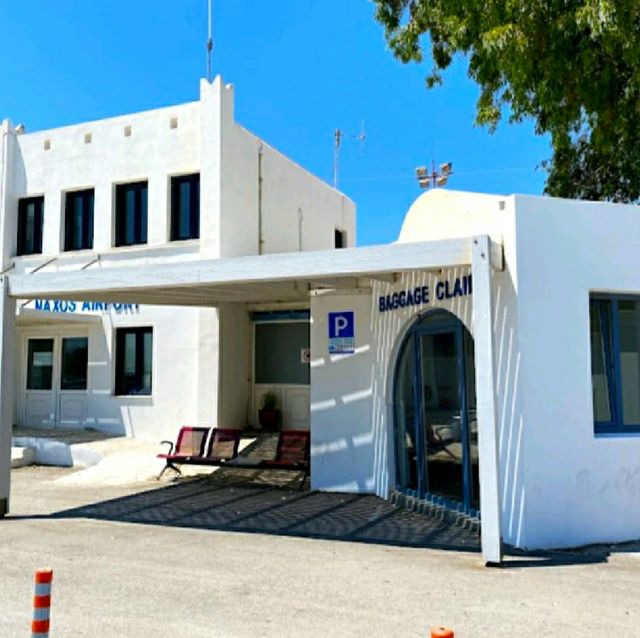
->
[[115, 181, 147, 247], [170, 173, 199, 241], [17, 196, 44, 256], [590, 295, 640, 434], [115, 327, 152, 396], [64, 189, 94, 251]]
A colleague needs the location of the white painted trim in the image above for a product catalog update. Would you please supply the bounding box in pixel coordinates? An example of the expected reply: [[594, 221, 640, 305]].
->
[[471, 235, 503, 564], [0, 277, 16, 514]]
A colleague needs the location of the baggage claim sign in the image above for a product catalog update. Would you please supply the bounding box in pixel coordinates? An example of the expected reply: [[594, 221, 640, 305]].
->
[[378, 274, 472, 313]]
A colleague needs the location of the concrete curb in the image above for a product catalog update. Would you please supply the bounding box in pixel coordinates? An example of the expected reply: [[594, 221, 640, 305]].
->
[[11, 446, 36, 468], [11, 437, 104, 468]]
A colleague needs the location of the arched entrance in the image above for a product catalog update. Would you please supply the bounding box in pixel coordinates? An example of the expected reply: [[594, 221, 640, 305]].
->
[[393, 309, 479, 515]]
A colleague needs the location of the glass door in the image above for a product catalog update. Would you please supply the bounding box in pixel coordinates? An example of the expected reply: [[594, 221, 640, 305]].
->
[[393, 312, 478, 515], [58, 337, 89, 428], [24, 338, 56, 427], [418, 328, 466, 506], [23, 335, 88, 428]]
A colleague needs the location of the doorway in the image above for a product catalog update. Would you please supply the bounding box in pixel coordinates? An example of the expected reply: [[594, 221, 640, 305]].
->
[[252, 313, 310, 430], [393, 310, 478, 515], [22, 334, 89, 428]]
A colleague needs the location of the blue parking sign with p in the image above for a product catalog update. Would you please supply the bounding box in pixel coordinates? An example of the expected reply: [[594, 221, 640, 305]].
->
[[329, 311, 354, 338], [328, 311, 355, 354]]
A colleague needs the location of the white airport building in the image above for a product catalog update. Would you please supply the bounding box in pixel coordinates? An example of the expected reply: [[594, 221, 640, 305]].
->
[[2, 77, 640, 564]]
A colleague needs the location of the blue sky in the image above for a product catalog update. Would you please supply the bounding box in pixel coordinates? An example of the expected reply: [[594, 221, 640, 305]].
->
[[0, 0, 550, 245]]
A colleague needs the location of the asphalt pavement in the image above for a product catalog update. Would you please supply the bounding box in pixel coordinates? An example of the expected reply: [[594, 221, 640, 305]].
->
[[1, 464, 638, 637]]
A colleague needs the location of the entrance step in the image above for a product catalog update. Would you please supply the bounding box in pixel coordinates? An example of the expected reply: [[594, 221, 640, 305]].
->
[[388, 490, 481, 535]]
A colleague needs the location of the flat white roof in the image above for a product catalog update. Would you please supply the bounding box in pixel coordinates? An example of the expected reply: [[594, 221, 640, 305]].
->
[[8, 237, 502, 307]]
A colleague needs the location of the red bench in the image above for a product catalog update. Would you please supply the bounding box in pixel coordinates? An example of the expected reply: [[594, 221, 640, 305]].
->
[[157, 427, 310, 486], [157, 427, 241, 478]]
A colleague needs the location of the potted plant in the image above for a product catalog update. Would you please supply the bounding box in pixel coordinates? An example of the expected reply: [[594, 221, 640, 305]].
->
[[258, 390, 281, 430]]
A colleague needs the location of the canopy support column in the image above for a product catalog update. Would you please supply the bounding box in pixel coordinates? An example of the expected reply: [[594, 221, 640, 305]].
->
[[472, 235, 503, 565], [0, 276, 15, 516]]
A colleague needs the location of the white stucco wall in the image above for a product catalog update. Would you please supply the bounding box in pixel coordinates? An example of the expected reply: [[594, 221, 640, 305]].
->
[[398, 189, 508, 245], [310, 267, 477, 496], [4, 76, 353, 441], [512, 195, 640, 549]]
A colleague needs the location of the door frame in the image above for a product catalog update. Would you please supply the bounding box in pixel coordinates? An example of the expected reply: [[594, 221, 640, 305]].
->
[[19, 327, 90, 429], [250, 315, 311, 429], [393, 310, 477, 515]]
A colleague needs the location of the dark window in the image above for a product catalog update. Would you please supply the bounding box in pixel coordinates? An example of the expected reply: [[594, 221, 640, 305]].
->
[[255, 322, 310, 385], [64, 190, 94, 251], [115, 327, 153, 395], [115, 181, 148, 246], [60, 337, 88, 390], [27, 339, 54, 390], [334, 228, 347, 249], [590, 295, 640, 433], [171, 174, 200, 240], [17, 197, 44, 256]]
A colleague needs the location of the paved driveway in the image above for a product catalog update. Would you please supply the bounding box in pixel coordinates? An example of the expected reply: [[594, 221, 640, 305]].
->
[[1, 466, 638, 637]]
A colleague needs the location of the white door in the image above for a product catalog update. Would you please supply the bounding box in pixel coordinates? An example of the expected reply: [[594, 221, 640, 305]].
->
[[24, 338, 56, 427], [253, 319, 310, 429], [57, 336, 89, 428], [284, 386, 310, 429], [23, 335, 88, 429]]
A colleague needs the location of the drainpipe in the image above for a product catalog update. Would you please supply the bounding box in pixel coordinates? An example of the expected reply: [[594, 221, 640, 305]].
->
[[258, 143, 264, 255]]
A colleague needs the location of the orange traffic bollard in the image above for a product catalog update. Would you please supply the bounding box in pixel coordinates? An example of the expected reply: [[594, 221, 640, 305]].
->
[[431, 627, 454, 638], [31, 568, 53, 638]]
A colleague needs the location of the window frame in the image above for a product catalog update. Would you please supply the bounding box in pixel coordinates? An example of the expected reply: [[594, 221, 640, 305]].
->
[[114, 327, 153, 396], [170, 173, 200, 241], [590, 293, 640, 435], [114, 181, 148, 247], [17, 196, 44, 256], [64, 189, 94, 252], [60, 336, 89, 391]]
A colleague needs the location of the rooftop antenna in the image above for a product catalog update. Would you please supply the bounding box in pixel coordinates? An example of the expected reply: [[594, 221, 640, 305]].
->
[[333, 120, 366, 188], [206, 0, 213, 82]]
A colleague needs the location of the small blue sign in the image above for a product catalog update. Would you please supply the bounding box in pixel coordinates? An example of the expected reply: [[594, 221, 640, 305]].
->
[[328, 311, 355, 354]]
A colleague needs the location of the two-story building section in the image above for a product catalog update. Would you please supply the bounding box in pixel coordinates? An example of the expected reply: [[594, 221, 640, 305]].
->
[[0, 76, 355, 441]]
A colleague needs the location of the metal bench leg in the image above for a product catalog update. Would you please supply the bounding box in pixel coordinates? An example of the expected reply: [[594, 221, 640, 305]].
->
[[299, 467, 309, 490], [157, 461, 182, 480]]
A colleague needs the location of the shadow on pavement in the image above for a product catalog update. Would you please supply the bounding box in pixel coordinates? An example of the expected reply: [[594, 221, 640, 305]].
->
[[46, 471, 482, 552]]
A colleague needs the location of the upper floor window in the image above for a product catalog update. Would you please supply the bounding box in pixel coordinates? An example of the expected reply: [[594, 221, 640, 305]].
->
[[17, 196, 44, 256], [590, 295, 640, 434], [334, 228, 347, 249], [115, 181, 147, 247], [64, 189, 94, 251], [171, 173, 200, 241]]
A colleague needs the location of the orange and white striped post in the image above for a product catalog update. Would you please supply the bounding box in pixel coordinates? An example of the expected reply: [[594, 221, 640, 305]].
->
[[431, 627, 454, 638], [31, 568, 53, 637]]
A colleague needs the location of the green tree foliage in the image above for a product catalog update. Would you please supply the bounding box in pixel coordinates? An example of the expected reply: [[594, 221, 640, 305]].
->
[[374, 1, 640, 201]]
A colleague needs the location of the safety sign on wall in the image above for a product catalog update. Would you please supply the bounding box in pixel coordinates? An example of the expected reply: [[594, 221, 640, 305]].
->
[[328, 311, 355, 354]]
